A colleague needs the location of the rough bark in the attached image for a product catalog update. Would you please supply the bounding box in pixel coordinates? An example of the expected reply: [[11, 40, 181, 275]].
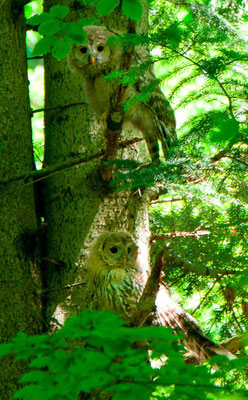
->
[[0, 2, 43, 398], [42, 0, 150, 325]]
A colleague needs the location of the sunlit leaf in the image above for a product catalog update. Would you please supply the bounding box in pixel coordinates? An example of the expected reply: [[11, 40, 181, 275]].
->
[[96, 0, 120, 16]]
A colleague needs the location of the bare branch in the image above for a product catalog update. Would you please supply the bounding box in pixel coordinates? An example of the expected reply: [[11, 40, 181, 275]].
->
[[31, 102, 87, 115], [151, 197, 183, 204], [0, 150, 105, 189], [44, 282, 87, 293], [151, 230, 211, 240]]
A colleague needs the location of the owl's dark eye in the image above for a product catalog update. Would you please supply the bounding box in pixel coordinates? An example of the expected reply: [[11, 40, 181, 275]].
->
[[127, 247, 132, 254], [110, 246, 118, 254], [97, 45, 104, 52], [79, 47, 87, 54]]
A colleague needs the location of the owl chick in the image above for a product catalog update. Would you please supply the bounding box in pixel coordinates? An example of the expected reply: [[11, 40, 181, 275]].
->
[[68, 25, 176, 163], [87, 232, 145, 319]]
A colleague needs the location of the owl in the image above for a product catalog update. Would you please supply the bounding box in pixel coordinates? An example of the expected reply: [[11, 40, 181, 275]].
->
[[87, 231, 145, 319], [67, 25, 176, 163]]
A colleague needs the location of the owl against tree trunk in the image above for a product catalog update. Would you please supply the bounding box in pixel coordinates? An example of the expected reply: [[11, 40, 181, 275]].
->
[[67, 25, 176, 164], [87, 232, 146, 319], [87, 232, 235, 364]]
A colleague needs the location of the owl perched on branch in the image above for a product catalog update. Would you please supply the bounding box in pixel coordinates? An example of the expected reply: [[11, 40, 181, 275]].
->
[[68, 25, 176, 163], [87, 232, 236, 364], [87, 231, 145, 319]]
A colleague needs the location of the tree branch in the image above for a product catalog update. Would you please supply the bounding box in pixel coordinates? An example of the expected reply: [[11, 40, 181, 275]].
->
[[151, 230, 211, 240], [0, 150, 105, 189], [31, 102, 87, 115], [130, 251, 165, 326], [151, 197, 183, 204]]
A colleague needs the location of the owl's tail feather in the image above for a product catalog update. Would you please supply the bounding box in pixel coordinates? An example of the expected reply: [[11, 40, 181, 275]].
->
[[158, 121, 177, 160], [155, 285, 236, 364]]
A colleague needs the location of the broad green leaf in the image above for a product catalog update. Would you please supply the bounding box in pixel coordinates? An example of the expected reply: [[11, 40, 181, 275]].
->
[[209, 117, 239, 143], [0, 343, 13, 357], [26, 12, 51, 26], [65, 23, 87, 43], [38, 19, 61, 36], [78, 17, 99, 26], [32, 36, 54, 56], [121, 0, 143, 21], [24, 4, 33, 19], [80, 0, 98, 4], [19, 370, 48, 384], [53, 40, 72, 60], [96, 0, 120, 16], [13, 385, 41, 399], [50, 5, 70, 19]]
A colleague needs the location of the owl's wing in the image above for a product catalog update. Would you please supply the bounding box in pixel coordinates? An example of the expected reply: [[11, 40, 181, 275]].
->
[[130, 50, 176, 158], [135, 71, 176, 156]]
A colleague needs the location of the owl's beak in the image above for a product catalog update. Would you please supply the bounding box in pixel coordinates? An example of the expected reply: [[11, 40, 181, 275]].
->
[[122, 255, 127, 265], [91, 56, 96, 65]]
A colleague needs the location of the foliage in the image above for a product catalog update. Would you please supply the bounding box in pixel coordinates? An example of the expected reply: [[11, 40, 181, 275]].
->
[[25, 0, 144, 59], [79, 0, 143, 20], [26, 6, 98, 59], [142, 0, 248, 352], [0, 310, 247, 400]]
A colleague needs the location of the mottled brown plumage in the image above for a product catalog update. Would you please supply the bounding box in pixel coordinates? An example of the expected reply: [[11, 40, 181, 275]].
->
[[87, 232, 145, 319], [68, 25, 176, 163], [87, 232, 235, 364]]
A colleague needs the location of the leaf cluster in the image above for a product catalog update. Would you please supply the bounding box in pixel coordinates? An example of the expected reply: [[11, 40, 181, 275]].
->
[[0, 310, 247, 400], [25, 0, 145, 59], [79, 0, 143, 21], [26, 5, 98, 59]]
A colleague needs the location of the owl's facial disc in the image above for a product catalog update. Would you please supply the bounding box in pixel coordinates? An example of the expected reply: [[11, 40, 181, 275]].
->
[[91, 43, 110, 65]]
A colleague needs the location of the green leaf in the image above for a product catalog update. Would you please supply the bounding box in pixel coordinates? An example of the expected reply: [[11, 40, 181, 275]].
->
[[50, 5, 70, 19], [209, 117, 239, 143], [0, 343, 14, 357], [182, 11, 194, 25], [121, 0, 143, 21], [38, 19, 61, 36], [26, 12, 51, 26], [78, 17, 99, 26], [96, 0, 120, 16], [80, 0, 98, 5], [19, 370, 47, 384], [24, 4, 33, 19], [32, 36, 55, 56], [13, 385, 40, 399], [53, 40, 72, 60], [65, 23, 87, 43]]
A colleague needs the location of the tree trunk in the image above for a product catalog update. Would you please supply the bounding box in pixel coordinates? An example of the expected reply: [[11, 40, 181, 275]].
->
[[0, 2, 43, 398], [42, 0, 150, 326]]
